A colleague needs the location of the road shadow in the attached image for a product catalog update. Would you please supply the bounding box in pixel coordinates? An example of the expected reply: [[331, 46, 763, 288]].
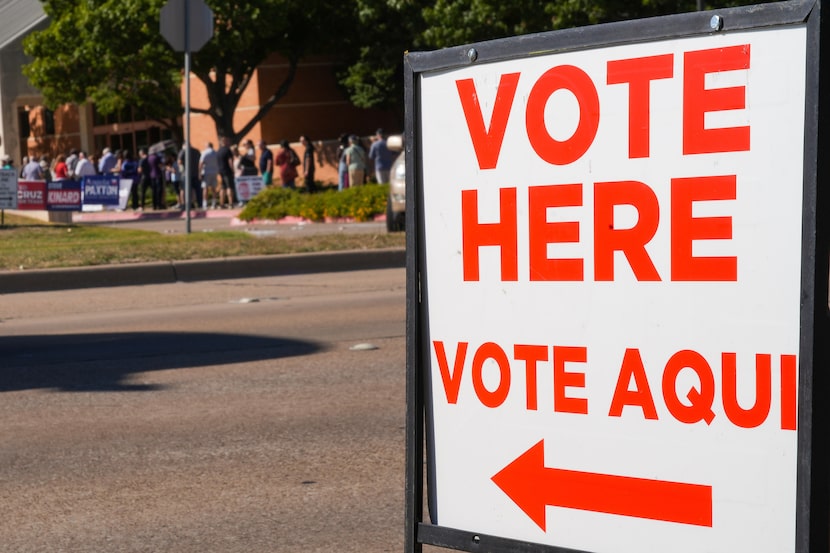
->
[[0, 331, 321, 393]]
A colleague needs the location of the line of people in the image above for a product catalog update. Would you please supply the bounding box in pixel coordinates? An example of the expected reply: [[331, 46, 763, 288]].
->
[[336, 129, 395, 191], [6, 131, 389, 210]]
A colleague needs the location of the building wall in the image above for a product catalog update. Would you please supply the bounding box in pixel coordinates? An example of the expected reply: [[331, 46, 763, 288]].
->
[[4, 48, 399, 185], [187, 53, 400, 184], [0, 18, 56, 165]]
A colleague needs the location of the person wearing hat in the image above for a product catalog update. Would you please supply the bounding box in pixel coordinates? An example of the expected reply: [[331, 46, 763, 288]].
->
[[368, 128, 394, 184]]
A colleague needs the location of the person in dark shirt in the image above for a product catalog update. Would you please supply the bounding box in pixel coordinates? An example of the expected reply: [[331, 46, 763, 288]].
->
[[147, 150, 165, 209], [216, 137, 236, 208], [300, 135, 316, 192], [136, 149, 152, 210], [178, 143, 204, 209], [258, 140, 274, 186]]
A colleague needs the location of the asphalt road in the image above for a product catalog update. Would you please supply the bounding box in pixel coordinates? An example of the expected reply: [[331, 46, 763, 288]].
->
[[0, 267, 427, 553]]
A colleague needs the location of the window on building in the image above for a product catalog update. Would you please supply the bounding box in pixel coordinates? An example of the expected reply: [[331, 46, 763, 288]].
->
[[43, 108, 56, 136]]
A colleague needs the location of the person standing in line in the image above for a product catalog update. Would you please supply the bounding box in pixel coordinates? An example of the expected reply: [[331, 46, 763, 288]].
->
[[237, 143, 257, 176], [21, 155, 43, 180], [53, 154, 68, 180], [74, 151, 96, 179], [275, 140, 299, 189], [167, 154, 182, 208], [299, 135, 316, 192], [98, 147, 117, 174], [19, 156, 29, 178], [136, 148, 152, 210], [199, 141, 219, 208], [147, 149, 165, 209], [65, 149, 79, 178], [89, 153, 100, 175], [243, 139, 256, 163], [179, 142, 203, 209], [216, 136, 236, 208], [344, 135, 367, 188], [368, 128, 395, 184], [258, 140, 274, 186], [337, 133, 349, 191], [119, 150, 140, 210], [112, 149, 124, 174], [40, 156, 52, 183]]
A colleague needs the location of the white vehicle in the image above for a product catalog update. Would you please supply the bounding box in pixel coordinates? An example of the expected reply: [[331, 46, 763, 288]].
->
[[385, 135, 405, 232]]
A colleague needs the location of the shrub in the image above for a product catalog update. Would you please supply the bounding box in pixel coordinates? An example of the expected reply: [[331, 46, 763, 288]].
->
[[238, 184, 390, 222]]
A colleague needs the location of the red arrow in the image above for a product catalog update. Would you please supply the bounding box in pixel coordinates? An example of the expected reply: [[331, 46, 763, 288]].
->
[[491, 440, 712, 531]]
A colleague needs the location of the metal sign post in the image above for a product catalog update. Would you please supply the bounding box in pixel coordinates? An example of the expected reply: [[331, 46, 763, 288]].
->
[[160, 0, 213, 234], [404, 1, 830, 552]]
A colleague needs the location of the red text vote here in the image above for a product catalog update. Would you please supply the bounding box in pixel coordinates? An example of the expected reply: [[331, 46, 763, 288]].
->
[[453, 45, 751, 284]]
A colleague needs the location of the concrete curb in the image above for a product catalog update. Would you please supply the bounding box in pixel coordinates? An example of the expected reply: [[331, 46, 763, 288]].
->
[[0, 248, 406, 294]]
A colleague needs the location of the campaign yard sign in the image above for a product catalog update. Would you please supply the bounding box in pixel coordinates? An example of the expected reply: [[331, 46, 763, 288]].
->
[[0, 169, 16, 209], [405, 2, 829, 553], [46, 179, 82, 211], [82, 175, 120, 206], [16, 181, 47, 210], [234, 175, 266, 202]]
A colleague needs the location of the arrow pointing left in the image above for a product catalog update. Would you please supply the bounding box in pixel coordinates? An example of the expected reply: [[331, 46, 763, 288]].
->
[[491, 440, 713, 531]]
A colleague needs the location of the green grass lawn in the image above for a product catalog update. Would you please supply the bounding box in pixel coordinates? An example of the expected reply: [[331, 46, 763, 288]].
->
[[0, 213, 405, 271]]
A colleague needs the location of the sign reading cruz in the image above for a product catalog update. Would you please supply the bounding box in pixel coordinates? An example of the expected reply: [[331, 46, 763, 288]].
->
[[404, 2, 830, 553]]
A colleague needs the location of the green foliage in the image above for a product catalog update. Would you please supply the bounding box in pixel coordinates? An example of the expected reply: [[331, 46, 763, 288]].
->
[[24, 0, 181, 124], [337, 0, 426, 113], [422, 0, 555, 48], [239, 184, 389, 222], [339, 0, 773, 112], [24, 0, 342, 143]]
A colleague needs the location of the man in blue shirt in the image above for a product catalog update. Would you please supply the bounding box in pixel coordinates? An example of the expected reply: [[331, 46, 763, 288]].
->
[[368, 128, 395, 184], [98, 147, 117, 174]]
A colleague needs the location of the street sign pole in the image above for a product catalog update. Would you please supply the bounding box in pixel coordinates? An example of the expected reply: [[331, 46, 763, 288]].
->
[[184, 0, 191, 234], [160, 0, 213, 234]]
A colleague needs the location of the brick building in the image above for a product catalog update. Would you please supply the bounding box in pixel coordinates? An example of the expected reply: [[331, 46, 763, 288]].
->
[[0, 0, 399, 184]]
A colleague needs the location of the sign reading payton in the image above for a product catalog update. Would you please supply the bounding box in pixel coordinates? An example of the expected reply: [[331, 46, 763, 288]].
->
[[82, 175, 121, 206], [404, 2, 829, 553]]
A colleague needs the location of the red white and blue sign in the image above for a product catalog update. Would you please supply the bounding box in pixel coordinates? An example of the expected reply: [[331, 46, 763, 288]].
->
[[46, 179, 82, 211], [82, 175, 120, 206], [16, 180, 47, 210]]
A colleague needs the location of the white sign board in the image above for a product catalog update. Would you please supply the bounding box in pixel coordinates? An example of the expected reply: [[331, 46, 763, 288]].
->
[[419, 25, 806, 553], [0, 169, 18, 209], [234, 175, 267, 202]]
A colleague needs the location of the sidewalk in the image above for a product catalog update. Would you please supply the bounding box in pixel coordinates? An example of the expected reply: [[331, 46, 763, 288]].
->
[[0, 208, 405, 294], [71, 206, 389, 236]]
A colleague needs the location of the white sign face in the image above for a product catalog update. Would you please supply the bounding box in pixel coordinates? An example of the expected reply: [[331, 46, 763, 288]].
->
[[0, 169, 18, 209], [420, 26, 806, 553]]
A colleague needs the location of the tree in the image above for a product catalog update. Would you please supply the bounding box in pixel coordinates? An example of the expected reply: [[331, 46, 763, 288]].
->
[[23, 0, 182, 134], [25, 0, 347, 144], [339, 0, 771, 113], [337, 0, 426, 115], [187, 0, 348, 142]]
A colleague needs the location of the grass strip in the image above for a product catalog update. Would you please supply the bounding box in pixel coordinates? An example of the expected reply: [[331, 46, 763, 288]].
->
[[0, 214, 405, 271]]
